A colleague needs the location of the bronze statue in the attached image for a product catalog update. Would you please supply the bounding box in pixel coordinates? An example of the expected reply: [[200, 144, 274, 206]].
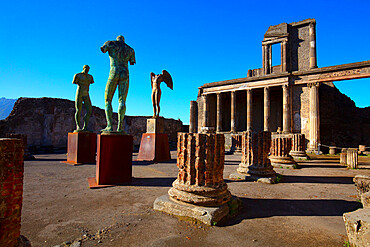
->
[[151, 70, 173, 118], [72, 65, 94, 132], [101, 35, 136, 132]]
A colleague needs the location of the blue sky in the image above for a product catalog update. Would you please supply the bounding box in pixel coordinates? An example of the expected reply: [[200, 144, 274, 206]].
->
[[1, 0, 369, 124]]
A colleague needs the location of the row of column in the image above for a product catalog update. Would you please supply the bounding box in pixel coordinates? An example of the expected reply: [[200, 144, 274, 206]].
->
[[262, 41, 288, 75], [203, 84, 291, 133]]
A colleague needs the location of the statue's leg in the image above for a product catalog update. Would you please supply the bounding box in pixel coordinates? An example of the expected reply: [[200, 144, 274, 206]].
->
[[75, 92, 82, 131], [117, 78, 129, 132], [151, 89, 157, 117], [102, 74, 118, 132], [156, 88, 162, 117], [82, 96, 92, 131]]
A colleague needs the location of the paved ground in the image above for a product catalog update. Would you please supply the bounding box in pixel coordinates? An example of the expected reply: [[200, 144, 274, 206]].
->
[[21, 152, 370, 247]]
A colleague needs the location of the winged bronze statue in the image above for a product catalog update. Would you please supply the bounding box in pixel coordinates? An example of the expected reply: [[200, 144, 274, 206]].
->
[[151, 70, 173, 118]]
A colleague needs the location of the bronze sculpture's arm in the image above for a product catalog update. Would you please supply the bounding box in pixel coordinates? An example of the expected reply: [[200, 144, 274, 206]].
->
[[129, 50, 136, 65], [150, 72, 155, 89], [72, 74, 79, 85]]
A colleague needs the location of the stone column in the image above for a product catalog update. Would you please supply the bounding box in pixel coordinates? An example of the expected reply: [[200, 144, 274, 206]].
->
[[263, 45, 270, 75], [309, 22, 317, 69], [264, 87, 270, 131], [270, 137, 297, 168], [289, 133, 308, 160], [216, 93, 222, 132], [247, 89, 252, 131], [154, 133, 234, 225], [281, 41, 287, 72], [0, 139, 26, 246], [229, 131, 277, 184], [346, 148, 358, 169], [329, 146, 336, 155], [340, 148, 347, 165], [307, 82, 320, 153], [282, 84, 291, 133], [231, 134, 242, 153], [202, 94, 209, 128], [189, 101, 197, 133], [5, 133, 34, 160], [231, 91, 236, 133]]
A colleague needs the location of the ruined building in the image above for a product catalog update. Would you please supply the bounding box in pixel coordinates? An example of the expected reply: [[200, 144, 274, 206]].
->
[[190, 19, 370, 151]]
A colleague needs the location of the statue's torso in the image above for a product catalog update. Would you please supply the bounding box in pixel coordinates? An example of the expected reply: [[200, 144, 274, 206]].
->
[[76, 73, 93, 96], [103, 41, 134, 71]]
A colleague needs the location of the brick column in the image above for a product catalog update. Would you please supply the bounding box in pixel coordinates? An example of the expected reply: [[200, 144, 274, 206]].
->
[[231, 91, 236, 133], [189, 101, 197, 133], [216, 93, 222, 132], [270, 137, 297, 168], [309, 22, 317, 69], [346, 148, 358, 169], [282, 84, 291, 133], [307, 82, 320, 153], [231, 134, 242, 153], [0, 138, 24, 246], [230, 131, 277, 183], [247, 89, 253, 131], [264, 87, 270, 131], [281, 41, 287, 72], [168, 133, 231, 206], [289, 133, 308, 159], [340, 148, 347, 165], [202, 94, 209, 128]]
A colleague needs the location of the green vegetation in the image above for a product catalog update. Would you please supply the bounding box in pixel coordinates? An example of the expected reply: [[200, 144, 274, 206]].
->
[[276, 174, 283, 183]]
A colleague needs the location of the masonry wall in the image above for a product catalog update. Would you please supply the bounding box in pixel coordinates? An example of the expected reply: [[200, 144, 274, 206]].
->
[[0, 138, 24, 246], [292, 84, 310, 137]]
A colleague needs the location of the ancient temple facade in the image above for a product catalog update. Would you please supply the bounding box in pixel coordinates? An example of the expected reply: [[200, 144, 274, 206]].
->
[[191, 19, 370, 152]]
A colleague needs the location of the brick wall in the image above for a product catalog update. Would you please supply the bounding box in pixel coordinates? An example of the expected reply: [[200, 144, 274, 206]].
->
[[0, 138, 24, 246]]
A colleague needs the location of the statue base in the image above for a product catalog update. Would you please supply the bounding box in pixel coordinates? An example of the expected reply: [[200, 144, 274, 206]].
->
[[61, 132, 97, 165], [136, 133, 170, 162], [88, 134, 133, 188]]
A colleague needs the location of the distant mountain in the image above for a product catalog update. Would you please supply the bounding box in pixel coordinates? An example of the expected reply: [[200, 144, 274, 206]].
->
[[0, 97, 17, 120]]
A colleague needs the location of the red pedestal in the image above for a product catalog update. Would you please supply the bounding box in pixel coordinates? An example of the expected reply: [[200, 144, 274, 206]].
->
[[136, 133, 171, 162], [62, 132, 97, 165], [88, 134, 133, 189]]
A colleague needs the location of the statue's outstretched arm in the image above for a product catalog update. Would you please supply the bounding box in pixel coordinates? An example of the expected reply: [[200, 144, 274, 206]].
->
[[72, 74, 78, 85], [130, 50, 136, 65]]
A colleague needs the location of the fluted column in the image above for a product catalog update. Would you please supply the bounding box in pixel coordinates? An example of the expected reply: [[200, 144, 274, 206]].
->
[[281, 41, 287, 72], [270, 137, 297, 168], [309, 22, 317, 69], [289, 133, 308, 159], [247, 89, 252, 131], [189, 101, 197, 133], [308, 82, 320, 152], [202, 94, 209, 128], [264, 87, 270, 131], [282, 84, 291, 133], [216, 93, 222, 132], [231, 91, 236, 133]]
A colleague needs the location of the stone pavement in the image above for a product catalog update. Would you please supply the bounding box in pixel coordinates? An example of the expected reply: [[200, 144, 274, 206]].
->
[[21, 152, 370, 246]]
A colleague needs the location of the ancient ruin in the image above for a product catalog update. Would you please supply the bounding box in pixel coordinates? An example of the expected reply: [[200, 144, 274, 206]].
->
[[269, 136, 297, 168], [190, 19, 370, 151], [289, 133, 308, 159]]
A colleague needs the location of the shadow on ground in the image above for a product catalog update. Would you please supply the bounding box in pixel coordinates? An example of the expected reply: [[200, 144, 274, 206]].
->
[[133, 159, 177, 166], [220, 197, 362, 226], [225, 175, 354, 184]]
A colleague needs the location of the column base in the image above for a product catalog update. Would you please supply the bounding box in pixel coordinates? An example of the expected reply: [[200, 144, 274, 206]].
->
[[153, 194, 240, 226], [229, 172, 277, 184], [269, 155, 297, 169], [63, 132, 97, 165], [289, 151, 309, 160], [136, 133, 170, 162]]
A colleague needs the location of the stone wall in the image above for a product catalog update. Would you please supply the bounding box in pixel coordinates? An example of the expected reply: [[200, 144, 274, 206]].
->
[[0, 98, 184, 151], [292, 84, 310, 137]]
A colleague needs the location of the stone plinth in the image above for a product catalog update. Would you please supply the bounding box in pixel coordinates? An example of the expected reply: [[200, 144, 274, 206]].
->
[[62, 132, 97, 165], [154, 133, 235, 225], [231, 134, 242, 153], [137, 117, 170, 162], [340, 148, 347, 165], [136, 133, 170, 162], [359, 145, 366, 154], [88, 134, 133, 188], [354, 175, 370, 199], [229, 131, 277, 184], [269, 137, 297, 169], [329, 146, 336, 155], [343, 209, 370, 247], [346, 148, 358, 169], [0, 139, 25, 246], [289, 133, 308, 160]]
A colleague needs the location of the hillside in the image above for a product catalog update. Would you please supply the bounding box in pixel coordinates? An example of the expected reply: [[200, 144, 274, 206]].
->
[[0, 97, 17, 120]]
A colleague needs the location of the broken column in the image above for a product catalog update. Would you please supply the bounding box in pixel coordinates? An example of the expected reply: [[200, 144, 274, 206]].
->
[[340, 148, 347, 165], [270, 137, 297, 169], [154, 133, 235, 225], [329, 146, 336, 155], [231, 134, 242, 153], [5, 134, 34, 161], [229, 131, 277, 184], [189, 101, 197, 133], [346, 148, 358, 169], [0, 138, 30, 246], [289, 133, 308, 160]]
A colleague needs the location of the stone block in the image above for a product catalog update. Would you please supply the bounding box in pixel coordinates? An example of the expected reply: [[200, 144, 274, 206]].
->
[[343, 208, 370, 247], [147, 118, 164, 133], [136, 133, 170, 162], [354, 175, 370, 197], [63, 132, 97, 165], [347, 149, 358, 169]]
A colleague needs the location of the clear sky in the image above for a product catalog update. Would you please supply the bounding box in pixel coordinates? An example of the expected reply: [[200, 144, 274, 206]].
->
[[1, 0, 369, 124]]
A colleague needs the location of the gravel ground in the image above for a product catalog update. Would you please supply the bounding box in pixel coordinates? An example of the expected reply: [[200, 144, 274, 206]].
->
[[21, 151, 370, 247]]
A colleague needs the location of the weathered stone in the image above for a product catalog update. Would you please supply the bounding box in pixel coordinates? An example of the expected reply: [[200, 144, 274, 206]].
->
[[269, 137, 297, 168], [146, 117, 164, 134], [347, 148, 358, 169], [362, 192, 370, 209], [189, 101, 197, 133], [5, 133, 34, 160], [354, 175, 370, 197], [231, 134, 242, 153], [229, 131, 277, 184], [343, 208, 370, 247], [359, 145, 366, 154], [329, 146, 336, 155], [340, 148, 347, 165], [289, 133, 308, 160]]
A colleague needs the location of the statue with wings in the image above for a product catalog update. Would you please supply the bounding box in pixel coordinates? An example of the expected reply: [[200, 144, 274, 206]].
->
[[151, 70, 173, 118]]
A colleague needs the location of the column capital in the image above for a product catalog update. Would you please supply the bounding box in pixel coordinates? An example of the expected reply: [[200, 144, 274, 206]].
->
[[307, 82, 321, 88], [282, 84, 290, 90]]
